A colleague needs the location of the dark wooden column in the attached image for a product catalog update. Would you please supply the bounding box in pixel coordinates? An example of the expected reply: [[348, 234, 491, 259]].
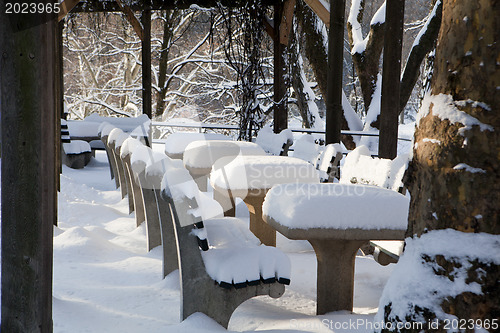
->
[[273, 3, 288, 133], [141, 8, 152, 120], [1, 14, 57, 332], [379, 0, 405, 159], [325, 0, 345, 144]]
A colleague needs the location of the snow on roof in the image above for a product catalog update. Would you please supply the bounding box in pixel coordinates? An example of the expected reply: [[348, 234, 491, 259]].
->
[[164, 132, 230, 156], [183, 140, 266, 169], [263, 183, 409, 230], [210, 155, 320, 192], [375, 229, 500, 329]]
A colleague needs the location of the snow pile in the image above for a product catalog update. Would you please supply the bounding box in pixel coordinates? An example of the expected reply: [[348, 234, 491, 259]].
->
[[375, 229, 500, 331], [255, 126, 294, 156], [201, 217, 291, 285], [263, 183, 409, 230], [210, 155, 320, 193], [164, 132, 230, 157], [183, 140, 265, 169]]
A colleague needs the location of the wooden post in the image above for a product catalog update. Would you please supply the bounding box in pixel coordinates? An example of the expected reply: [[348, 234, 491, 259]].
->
[[273, 3, 288, 133], [325, 0, 345, 144], [379, 0, 405, 159], [1, 14, 56, 332], [141, 8, 152, 120]]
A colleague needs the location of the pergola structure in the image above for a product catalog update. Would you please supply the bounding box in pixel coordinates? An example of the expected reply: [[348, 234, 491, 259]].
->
[[0, 0, 404, 330]]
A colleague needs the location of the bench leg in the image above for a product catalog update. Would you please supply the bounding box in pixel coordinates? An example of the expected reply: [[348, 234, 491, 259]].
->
[[308, 239, 365, 315]]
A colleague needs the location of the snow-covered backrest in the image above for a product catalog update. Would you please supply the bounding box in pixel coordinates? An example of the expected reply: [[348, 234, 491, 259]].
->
[[340, 145, 409, 191], [293, 135, 320, 164], [114, 132, 130, 150], [120, 137, 143, 159], [107, 128, 125, 146], [161, 166, 223, 226], [316, 143, 343, 182], [130, 145, 154, 176], [97, 122, 114, 138], [144, 155, 184, 190], [255, 126, 294, 156]]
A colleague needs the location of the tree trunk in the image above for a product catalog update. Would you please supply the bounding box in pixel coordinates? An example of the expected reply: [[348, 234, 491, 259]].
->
[[379, 1, 499, 330]]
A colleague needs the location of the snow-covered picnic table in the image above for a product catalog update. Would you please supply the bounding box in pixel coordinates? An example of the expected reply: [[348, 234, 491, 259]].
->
[[163, 132, 230, 159], [210, 155, 320, 246], [182, 140, 266, 191], [262, 182, 409, 315]]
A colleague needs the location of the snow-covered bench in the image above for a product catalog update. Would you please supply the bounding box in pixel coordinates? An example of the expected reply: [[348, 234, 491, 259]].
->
[[255, 126, 294, 156], [61, 119, 92, 169], [120, 137, 146, 225], [293, 135, 343, 182], [160, 166, 290, 328], [67, 113, 151, 146]]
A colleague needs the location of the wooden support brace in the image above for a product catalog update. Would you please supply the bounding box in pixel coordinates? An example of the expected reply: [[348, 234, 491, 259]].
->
[[303, 0, 330, 28], [58, 0, 82, 22], [279, 0, 296, 45], [263, 15, 275, 41], [115, 0, 144, 41]]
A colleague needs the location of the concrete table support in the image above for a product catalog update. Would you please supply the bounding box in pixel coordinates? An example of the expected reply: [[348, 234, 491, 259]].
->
[[243, 191, 276, 246], [309, 239, 365, 314], [263, 216, 406, 314]]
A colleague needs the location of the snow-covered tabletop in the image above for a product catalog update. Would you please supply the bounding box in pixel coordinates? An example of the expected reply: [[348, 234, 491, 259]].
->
[[261, 182, 408, 315], [210, 155, 320, 246], [182, 140, 266, 191], [163, 132, 230, 159]]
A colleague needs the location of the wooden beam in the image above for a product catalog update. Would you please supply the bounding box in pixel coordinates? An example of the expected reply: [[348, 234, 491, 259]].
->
[[325, 0, 345, 144], [1, 13, 56, 332], [263, 15, 275, 41], [303, 0, 330, 28], [141, 9, 152, 126], [379, 0, 405, 159], [273, 2, 288, 133], [58, 0, 82, 21], [115, 0, 144, 41], [279, 0, 296, 45]]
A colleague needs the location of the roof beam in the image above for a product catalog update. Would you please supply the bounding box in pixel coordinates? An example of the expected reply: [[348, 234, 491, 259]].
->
[[58, 0, 82, 21], [279, 0, 296, 45], [303, 0, 330, 28], [115, 0, 144, 41]]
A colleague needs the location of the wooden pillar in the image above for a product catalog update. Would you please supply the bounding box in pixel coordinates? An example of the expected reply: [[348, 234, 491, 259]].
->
[[141, 8, 152, 120], [325, 0, 345, 144], [273, 3, 288, 133], [1, 14, 56, 332], [379, 0, 405, 159]]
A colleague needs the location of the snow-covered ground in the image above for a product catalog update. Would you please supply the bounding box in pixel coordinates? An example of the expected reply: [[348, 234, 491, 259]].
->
[[48, 150, 397, 332]]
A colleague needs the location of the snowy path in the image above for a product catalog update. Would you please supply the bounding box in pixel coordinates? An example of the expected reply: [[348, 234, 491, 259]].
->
[[52, 151, 396, 332]]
